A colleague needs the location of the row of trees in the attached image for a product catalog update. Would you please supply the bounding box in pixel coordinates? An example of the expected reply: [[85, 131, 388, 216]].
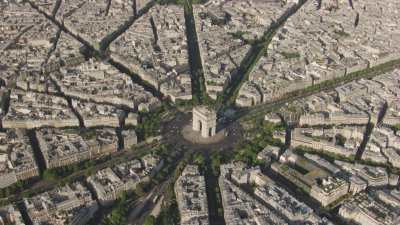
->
[[97, 145, 180, 225], [143, 146, 193, 225], [135, 106, 166, 141], [101, 192, 132, 225], [234, 120, 284, 165], [216, 0, 309, 109], [392, 124, 400, 133], [243, 57, 400, 122]]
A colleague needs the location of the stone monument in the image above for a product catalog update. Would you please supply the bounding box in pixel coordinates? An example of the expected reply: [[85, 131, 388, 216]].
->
[[192, 106, 217, 138]]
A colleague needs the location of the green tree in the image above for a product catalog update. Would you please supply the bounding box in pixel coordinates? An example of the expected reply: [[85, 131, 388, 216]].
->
[[42, 170, 59, 181], [192, 153, 205, 166], [156, 201, 180, 225], [102, 192, 129, 225], [144, 215, 156, 225], [335, 134, 347, 147], [135, 182, 147, 197], [393, 124, 400, 133]]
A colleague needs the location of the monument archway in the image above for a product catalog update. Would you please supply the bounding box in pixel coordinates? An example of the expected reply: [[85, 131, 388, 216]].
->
[[192, 106, 216, 138]]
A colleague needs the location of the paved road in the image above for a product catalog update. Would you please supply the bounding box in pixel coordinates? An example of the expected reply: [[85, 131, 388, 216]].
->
[[128, 148, 194, 225], [11, 2, 400, 225], [1, 25, 34, 51], [1, 141, 160, 206], [164, 111, 244, 146], [128, 179, 171, 225], [26, 0, 400, 128]]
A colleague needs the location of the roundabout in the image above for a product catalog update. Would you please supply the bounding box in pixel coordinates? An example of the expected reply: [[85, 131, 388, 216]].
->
[[181, 123, 226, 145], [161, 108, 244, 151]]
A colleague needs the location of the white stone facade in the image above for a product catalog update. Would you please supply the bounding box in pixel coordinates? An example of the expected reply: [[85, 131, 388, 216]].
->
[[192, 106, 217, 138]]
